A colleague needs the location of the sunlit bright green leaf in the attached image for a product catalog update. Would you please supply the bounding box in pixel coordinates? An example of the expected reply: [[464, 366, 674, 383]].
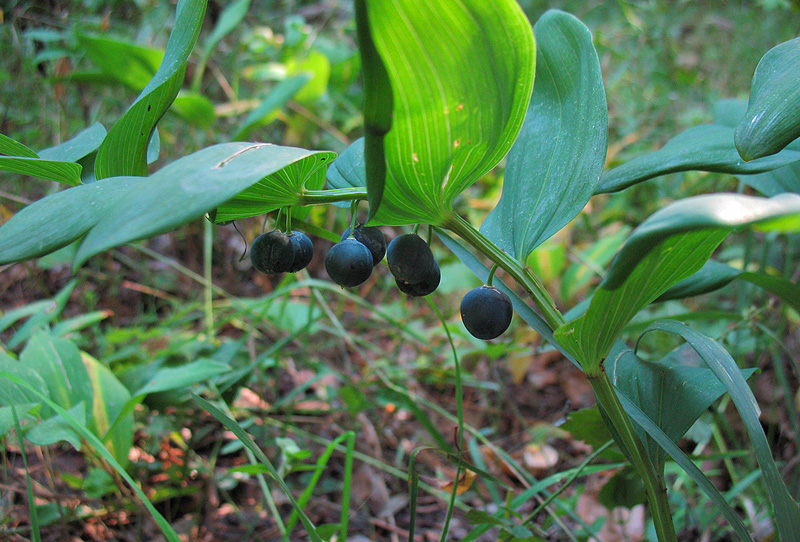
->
[[363, 0, 535, 225], [95, 0, 207, 178], [555, 193, 800, 372], [0, 143, 331, 267], [736, 37, 800, 161], [234, 74, 311, 140], [481, 10, 607, 259], [0, 134, 38, 157]]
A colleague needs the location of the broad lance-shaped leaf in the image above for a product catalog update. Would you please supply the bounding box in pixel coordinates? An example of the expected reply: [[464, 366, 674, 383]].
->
[[0, 127, 108, 186], [362, 0, 534, 226], [0, 143, 332, 266], [736, 37, 800, 161], [481, 10, 607, 260], [19, 333, 94, 421], [715, 98, 800, 196], [658, 259, 800, 314], [641, 321, 800, 541], [597, 124, 800, 194], [554, 193, 800, 373], [326, 138, 368, 208], [607, 342, 756, 470], [95, 0, 207, 178], [82, 352, 134, 466]]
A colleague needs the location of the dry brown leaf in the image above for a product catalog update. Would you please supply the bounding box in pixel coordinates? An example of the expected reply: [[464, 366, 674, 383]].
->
[[523, 443, 559, 471], [440, 468, 477, 495]]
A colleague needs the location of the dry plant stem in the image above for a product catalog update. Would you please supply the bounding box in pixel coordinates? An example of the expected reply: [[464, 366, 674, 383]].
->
[[588, 370, 677, 542]]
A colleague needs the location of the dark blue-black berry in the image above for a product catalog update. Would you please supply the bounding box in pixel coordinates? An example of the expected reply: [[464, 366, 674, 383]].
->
[[287, 231, 314, 272], [396, 260, 440, 297], [251, 230, 294, 274], [341, 224, 386, 267], [387, 233, 435, 283], [460, 285, 513, 340], [325, 238, 374, 288]]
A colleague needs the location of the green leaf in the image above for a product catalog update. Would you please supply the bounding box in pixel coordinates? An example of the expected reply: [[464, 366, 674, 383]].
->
[[326, 137, 367, 208], [481, 10, 607, 260], [354, 0, 392, 221], [8, 281, 76, 349], [603, 193, 800, 289], [658, 260, 800, 314], [362, 0, 535, 225], [640, 320, 800, 541], [0, 372, 182, 542], [0, 132, 84, 185], [38, 123, 107, 163], [0, 404, 40, 439], [133, 359, 230, 397], [560, 407, 622, 460], [207, 145, 335, 224], [172, 90, 216, 128], [192, 394, 324, 542], [94, 0, 207, 178], [715, 98, 800, 196], [736, 37, 800, 161], [234, 74, 311, 140], [76, 34, 163, 90], [25, 402, 85, 450], [597, 467, 645, 509], [0, 133, 38, 157], [596, 125, 800, 194], [19, 333, 94, 419], [82, 353, 134, 466], [608, 343, 756, 470], [555, 193, 800, 372], [616, 389, 754, 542], [0, 353, 48, 409], [0, 143, 331, 266]]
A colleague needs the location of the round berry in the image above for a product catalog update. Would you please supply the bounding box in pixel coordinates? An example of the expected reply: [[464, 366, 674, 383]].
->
[[325, 238, 374, 288], [396, 260, 440, 297], [460, 285, 513, 340], [250, 230, 294, 275], [287, 231, 314, 272], [341, 224, 386, 267], [386, 233, 435, 283]]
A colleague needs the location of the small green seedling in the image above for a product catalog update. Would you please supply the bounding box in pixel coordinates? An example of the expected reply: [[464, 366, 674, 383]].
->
[[460, 285, 513, 340]]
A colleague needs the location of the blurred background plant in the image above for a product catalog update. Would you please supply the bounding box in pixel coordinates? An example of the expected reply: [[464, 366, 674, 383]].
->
[[1, 0, 799, 540]]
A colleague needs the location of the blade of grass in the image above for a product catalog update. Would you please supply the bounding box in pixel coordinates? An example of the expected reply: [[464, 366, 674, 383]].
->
[[0, 372, 181, 542], [281, 431, 355, 540], [12, 406, 41, 542], [191, 393, 324, 542], [638, 320, 800, 540]]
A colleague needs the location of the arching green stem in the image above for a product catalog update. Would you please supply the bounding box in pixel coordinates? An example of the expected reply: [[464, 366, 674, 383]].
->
[[301, 188, 368, 205], [486, 263, 499, 287], [442, 212, 564, 331], [349, 200, 359, 236]]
